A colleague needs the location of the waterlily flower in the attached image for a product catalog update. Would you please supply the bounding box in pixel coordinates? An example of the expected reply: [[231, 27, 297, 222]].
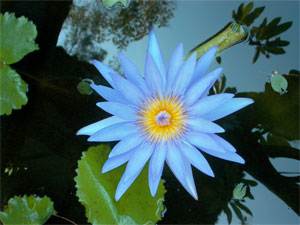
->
[[77, 30, 254, 201]]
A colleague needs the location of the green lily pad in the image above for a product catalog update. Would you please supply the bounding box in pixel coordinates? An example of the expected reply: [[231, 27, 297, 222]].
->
[[0, 12, 39, 65], [270, 73, 288, 94], [233, 184, 246, 200], [0, 195, 56, 225], [77, 80, 93, 95], [102, 0, 127, 7], [0, 65, 28, 116], [75, 144, 166, 225]]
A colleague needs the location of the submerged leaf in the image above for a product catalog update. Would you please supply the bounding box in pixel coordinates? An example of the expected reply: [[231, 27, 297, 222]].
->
[[0, 195, 56, 225], [74, 145, 166, 225], [0, 12, 39, 65], [0, 65, 28, 115]]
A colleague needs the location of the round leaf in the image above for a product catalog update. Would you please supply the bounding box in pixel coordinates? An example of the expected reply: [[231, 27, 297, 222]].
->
[[0, 12, 39, 65], [0, 65, 28, 116], [77, 81, 93, 95], [74, 144, 166, 225], [0, 195, 56, 225], [271, 74, 288, 94]]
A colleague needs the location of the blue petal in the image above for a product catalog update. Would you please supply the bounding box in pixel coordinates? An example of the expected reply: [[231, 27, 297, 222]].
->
[[200, 147, 245, 164], [110, 72, 144, 106], [92, 59, 118, 87], [148, 143, 167, 197], [88, 122, 138, 142], [166, 144, 198, 200], [147, 29, 166, 83], [76, 116, 125, 136], [90, 84, 127, 103], [123, 141, 155, 182], [201, 98, 254, 121], [115, 166, 143, 201], [209, 134, 237, 152], [145, 53, 163, 96], [166, 42, 184, 92], [118, 52, 150, 95], [191, 46, 218, 82], [182, 158, 198, 200], [188, 93, 234, 117], [102, 150, 134, 173], [186, 117, 225, 133], [166, 142, 186, 184], [179, 141, 214, 177], [96, 102, 137, 120], [172, 52, 197, 96], [184, 68, 223, 106], [187, 131, 225, 152], [108, 133, 145, 158]]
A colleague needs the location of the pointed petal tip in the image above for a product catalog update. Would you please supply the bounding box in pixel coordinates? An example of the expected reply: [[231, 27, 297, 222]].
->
[[76, 129, 85, 136], [192, 192, 198, 200], [115, 192, 121, 201]]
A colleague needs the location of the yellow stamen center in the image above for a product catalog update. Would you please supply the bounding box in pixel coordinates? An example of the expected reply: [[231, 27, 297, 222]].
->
[[138, 96, 186, 142]]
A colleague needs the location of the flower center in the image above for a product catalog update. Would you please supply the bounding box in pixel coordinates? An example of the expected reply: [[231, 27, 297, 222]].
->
[[155, 110, 171, 127], [138, 96, 186, 142]]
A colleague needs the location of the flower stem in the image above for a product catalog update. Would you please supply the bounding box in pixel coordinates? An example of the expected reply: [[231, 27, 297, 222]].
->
[[185, 22, 248, 60]]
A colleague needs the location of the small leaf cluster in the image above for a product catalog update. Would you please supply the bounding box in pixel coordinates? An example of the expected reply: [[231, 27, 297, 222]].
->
[[250, 17, 292, 63], [232, 2, 292, 63], [223, 179, 257, 224]]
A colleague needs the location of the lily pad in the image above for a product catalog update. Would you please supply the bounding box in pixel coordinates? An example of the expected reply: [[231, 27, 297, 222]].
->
[[0, 12, 39, 65], [270, 73, 288, 94], [0, 195, 56, 225], [74, 144, 166, 225], [102, 0, 127, 7], [0, 65, 28, 116]]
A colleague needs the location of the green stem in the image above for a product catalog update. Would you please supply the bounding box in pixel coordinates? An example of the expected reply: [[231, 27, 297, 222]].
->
[[185, 22, 248, 60]]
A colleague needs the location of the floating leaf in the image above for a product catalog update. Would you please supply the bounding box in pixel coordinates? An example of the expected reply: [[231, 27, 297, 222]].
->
[[0, 195, 56, 225], [77, 80, 93, 95], [102, 0, 127, 7], [0, 12, 39, 65], [271, 73, 288, 94], [74, 145, 166, 225], [0, 65, 28, 115], [233, 184, 246, 200]]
